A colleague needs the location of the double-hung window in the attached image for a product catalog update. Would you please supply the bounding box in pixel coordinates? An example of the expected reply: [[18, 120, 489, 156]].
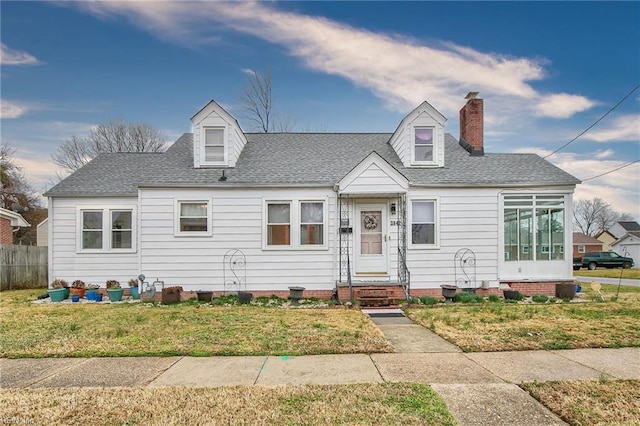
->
[[175, 200, 212, 236], [204, 128, 225, 163], [414, 127, 434, 164], [78, 207, 135, 252], [410, 200, 437, 247], [265, 199, 326, 249]]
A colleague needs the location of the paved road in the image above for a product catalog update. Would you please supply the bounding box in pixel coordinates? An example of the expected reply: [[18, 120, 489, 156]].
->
[[574, 275, 640, 287]]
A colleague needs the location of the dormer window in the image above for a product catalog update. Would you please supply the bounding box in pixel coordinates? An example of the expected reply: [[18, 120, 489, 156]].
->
[[204, 127, 225, 163], [414, 127, 434, 163]]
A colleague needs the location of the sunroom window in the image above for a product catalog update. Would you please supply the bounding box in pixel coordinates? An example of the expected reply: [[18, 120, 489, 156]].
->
[[503, 195, 565, 261]]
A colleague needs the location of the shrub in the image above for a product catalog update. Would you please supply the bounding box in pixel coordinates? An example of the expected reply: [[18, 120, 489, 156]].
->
[[531, 295, 549, 303], [420, 296, 438, 306], [487, 294, 500, 303], [453, 292, 484, 304]]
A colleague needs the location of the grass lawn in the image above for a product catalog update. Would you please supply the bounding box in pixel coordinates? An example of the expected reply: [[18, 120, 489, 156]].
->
[[0, 383, 456, 426], [522, 379, 640, 426], [574, 268, 640, 279], [0, 290, 392, 358], [405, 285, 640, 352]]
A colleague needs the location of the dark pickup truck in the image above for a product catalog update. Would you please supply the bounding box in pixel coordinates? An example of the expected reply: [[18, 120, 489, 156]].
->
[[573, 251, 635, 270]]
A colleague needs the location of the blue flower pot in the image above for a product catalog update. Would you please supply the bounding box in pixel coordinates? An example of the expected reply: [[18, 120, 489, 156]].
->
[[72, 294, 80, 303], [95, 294, 103, 302], [130, 287, 140, 300], [86, 290, 97, 300]]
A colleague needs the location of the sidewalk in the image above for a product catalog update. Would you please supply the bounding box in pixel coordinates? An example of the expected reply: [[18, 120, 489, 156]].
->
[[2, 309, 639, 426], [2, 348, 639, 425]]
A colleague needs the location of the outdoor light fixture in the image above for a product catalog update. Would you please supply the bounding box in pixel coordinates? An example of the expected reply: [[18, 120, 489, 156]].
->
[[390, 203, 397, 215]]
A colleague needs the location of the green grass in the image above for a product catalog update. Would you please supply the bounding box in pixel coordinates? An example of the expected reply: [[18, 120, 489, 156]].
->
[[406, 285, 640, 352], [0, 383, 456, 426], [0, 290, 392, 358]]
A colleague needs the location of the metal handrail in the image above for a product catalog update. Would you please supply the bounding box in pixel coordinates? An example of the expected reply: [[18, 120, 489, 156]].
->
[[398, 247, 410, 301]]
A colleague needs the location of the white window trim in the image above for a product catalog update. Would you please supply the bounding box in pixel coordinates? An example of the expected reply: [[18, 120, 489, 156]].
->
[[577, 245, 586, 253], [411, 126, 438, 166], [174, 199, 213, 237], [262, 198, 328, 251], [200, 126, 228, 166], [408, 198, 440, 249], [76, 206, 137, 254]]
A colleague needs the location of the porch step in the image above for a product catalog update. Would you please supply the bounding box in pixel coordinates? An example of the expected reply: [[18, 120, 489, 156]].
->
[[337, 285, 405, 307]]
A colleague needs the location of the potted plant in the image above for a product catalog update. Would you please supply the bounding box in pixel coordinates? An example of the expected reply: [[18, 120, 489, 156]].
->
[[440, 284, 457, 303], [49, 279, 69, 302], [162, 286, 182, 305], [128, 278, 140, 300], [70, 280, 86, 299], [196, 289, 213, 302], [85, 283, 100, 300], [106, 280, 124, 302]]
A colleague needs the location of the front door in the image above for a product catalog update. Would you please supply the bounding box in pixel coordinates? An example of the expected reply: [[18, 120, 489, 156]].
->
[[355, 203, 388, 274]]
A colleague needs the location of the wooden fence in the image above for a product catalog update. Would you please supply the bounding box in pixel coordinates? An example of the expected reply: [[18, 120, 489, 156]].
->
[[0, 245, 48, 290]]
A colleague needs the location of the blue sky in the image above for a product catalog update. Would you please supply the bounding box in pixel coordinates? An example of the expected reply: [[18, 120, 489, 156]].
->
[[1, 1, 639, 218]]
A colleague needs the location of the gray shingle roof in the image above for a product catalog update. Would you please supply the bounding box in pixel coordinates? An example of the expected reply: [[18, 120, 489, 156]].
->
[[45, 133, 580, 197]]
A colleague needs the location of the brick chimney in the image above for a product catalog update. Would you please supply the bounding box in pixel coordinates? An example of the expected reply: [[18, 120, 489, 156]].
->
[[459, 92, 484, 156]]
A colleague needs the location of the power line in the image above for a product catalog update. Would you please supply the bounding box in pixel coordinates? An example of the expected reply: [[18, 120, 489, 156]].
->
[[544, 83, 640, 159], [581, 159, 640, 182]]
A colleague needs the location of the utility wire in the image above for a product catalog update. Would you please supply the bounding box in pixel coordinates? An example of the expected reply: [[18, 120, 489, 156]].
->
[[581, 159, 639, 182], [544, 83, 640, 159]]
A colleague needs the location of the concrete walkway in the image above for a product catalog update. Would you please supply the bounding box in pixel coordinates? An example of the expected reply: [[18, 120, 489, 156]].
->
[[2, 348, 639, 425], [574, 275, 640, 287], [2, 308, 639, 425]]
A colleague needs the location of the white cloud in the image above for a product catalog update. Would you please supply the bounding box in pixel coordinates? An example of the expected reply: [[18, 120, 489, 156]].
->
[[535, 93, 597, 119], [72, 1, 595, 120], [594, 149, 615, 160], [0, 43, 39, 65], [0, 100, 28, 119], [582, 114, 640, 142]]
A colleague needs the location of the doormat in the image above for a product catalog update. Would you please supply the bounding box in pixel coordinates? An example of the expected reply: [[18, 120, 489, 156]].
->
[[367, 312, 406, 318]]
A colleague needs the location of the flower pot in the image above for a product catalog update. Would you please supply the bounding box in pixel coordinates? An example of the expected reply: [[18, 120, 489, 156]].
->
[[94, 293, 103, 302], [72, 294, 80, 303], [107, 288, 124, 302], [70, 288, 86, 299], [48, 288, 66, 303], [86, 290, 98, 300], [129, 287, 140, 300], [440, 285, 457, 302], [238, 292, 253, 304], [503, 290, 520, 300], [196, 291, 213, 302], [556, 283, 576, 300], [288, 286, 305, 306], [161, 289, 181, 305]]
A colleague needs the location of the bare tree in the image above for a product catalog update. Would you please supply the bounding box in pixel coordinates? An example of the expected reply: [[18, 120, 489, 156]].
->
[[0, 142, 45, 244], [51, 121, 166, 172], [239, 67, 297, 133], [573, 197, 633, 237]]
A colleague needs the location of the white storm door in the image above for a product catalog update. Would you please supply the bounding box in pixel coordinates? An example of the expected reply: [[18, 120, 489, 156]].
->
[[355, 204, 388, 274]]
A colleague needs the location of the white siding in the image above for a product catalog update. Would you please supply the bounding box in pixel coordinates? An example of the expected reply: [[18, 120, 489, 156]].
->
[[49, 197, 139, 284], [405, 188, 500, 288], [192, 101, 247, 168], [341, 163, 406, 195], [139, 187, 337, 292], [388, 104, 446, 168]]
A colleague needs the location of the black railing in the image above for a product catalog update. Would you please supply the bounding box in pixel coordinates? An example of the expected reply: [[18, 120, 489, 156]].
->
[[398, 247, 410, 301]]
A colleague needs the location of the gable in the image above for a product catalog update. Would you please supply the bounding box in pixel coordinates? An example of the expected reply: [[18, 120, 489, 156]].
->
[[389, 101, 447, 168], [338, 152, 409, 195], [191, 100, 247, 168]]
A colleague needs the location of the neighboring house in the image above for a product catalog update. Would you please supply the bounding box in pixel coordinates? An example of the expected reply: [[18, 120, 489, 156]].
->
[[597, 230, 617, 251], [44, 93, 580, 299], [572, 232, 603, 258], [0, 208, 30, 245], [608, 221, 640, 239], [37, 218, 48, 247], [611, 231, 640, 267]]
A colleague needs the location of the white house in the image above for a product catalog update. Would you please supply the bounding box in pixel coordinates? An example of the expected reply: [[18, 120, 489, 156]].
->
[[45, 93, 580, 301]]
